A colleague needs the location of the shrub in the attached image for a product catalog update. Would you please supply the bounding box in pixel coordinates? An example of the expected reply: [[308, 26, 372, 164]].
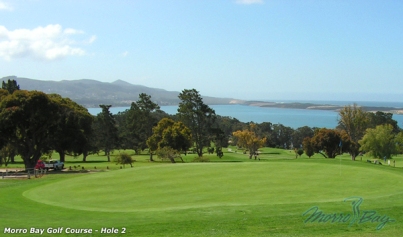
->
[[114, 152, 135, 168]]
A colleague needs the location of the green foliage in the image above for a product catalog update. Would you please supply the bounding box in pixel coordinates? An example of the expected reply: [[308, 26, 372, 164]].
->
[[147, 118, 192, 161], [39, 151, 53, 162], [155, 146, 183, 163], [216, 147, 224, 158], [310, 128, 341, 158], [0, 143, 17, 166], [337, 104, 369, 159], [271, 124, 294, 148], [210, 127, 229, 157], [48, 94, 93, 162], [0, 88, 9, 101], [359, 124, 402, 159], [302, 137, 315, 158], [292, 126, 314, 148], [1, 79, 20, 94], [0, 90, 61, 168], [94, 105, 119, 161], [114, 152, 134, 167], [297, 148, 304, 157], [123, 93, 162, 153], [207, 147, 214, 154], [178, 89, 216, 157], [232, 123, 266, 159], [367, 111, 400, 133]]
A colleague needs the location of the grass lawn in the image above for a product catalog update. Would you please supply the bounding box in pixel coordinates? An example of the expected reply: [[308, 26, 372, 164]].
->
[[1, 148, 403, 236]]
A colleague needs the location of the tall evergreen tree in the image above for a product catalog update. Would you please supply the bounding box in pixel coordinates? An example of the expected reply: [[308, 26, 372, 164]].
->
[[95, 105, 119, 161], [178, 89, 216, 157], [125, 93, 161, 156], [2, 79, 20, 94]]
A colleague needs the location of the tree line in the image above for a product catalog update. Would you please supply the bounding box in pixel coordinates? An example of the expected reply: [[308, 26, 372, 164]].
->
[[0, 82, 224, 168], [1, 79, 402, 169]]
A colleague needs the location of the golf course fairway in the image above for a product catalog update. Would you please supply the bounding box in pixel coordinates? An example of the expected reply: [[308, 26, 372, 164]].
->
[[24, 162, 403, 212], [1, 158, 403, 236]]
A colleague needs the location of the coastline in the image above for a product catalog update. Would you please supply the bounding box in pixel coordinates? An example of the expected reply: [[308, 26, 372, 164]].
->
[[242, 101, 403, 114]]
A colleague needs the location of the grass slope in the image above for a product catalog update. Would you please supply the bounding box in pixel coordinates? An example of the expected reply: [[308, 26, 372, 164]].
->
[[1, 148, 403, 236], [24, 162, 403, 212]]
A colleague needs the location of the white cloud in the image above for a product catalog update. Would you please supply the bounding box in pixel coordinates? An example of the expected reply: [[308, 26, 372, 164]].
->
[[0, 1, 13, 11], [121, 51, 129, 57], [88, 35, 97, 44], [64, 28, 84, 35], [235, 0, 264, 5], [0, 24, 96, 61]]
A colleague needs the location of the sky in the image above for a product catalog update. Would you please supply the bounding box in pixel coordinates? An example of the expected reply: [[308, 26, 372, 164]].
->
[[0, 0, 402, 102]]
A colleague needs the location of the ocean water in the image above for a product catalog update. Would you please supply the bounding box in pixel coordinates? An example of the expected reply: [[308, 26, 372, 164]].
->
[[87, 102, 403, 129]]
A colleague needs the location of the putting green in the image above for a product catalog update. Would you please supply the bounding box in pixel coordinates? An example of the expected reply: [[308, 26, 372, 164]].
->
[[23, 162, 403, 212]]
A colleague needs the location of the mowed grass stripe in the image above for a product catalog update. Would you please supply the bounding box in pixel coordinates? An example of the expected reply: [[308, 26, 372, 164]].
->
[[23, 162, 403, 212]]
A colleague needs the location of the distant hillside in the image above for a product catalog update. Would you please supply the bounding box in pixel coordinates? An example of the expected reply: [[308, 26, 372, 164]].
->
[[1, 76, 238, 108]]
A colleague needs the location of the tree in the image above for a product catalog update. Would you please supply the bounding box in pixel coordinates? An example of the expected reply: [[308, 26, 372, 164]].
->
[[124, 93, 162, 157], [147, 118, 192, 163], [359, 124, 402, 160], [48, 94, 93, 162], [337, 104, 369, 160], [0, 90, 60, 169], [214, 115, 247, 138], [302, 137, 315, 158], [310, 128, 341, 158], [0, 143, 17, 166], [232, 123, 267, 159], [367, 111, 400, 133], [2, 79, 20, 94], [338, 130, 358, 158], [94, 105, 119, 161], [0, 146, 11, 167], [292, 126, 314, 149], [178, 89, 216, 157], [114, 152, 134, 168], [294, 148, 303, 158], [210, 127, 228, 158], [0, 89, 10, 100], [255, 122, 274, 147], [155, 146, 184, 163], [271, 124, 294, 149]]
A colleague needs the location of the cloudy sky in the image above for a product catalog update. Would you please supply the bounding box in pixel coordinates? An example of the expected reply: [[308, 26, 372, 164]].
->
[[0, 0, 402, 102]]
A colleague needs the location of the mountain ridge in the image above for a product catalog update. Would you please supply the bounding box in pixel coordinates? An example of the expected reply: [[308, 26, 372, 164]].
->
[[2, 76, 402, 114], [1, 76, 238, 108]]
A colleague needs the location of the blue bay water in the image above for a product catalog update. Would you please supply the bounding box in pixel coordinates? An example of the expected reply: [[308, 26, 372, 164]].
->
[[88, 103, 403, 129]]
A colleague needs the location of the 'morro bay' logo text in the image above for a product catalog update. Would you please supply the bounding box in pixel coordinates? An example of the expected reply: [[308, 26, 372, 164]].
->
[[302, 197, 395, 230]]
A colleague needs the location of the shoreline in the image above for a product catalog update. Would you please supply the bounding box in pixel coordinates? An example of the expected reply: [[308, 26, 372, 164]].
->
[[243, 101, 403, 114]]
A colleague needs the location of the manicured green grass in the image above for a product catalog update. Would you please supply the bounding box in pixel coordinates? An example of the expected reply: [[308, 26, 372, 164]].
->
[[2, 148, 403, 236]]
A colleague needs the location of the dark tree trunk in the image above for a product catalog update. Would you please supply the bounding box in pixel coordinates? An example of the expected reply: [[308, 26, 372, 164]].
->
[[169, 157, 176, 163], [149, 153, 154, 162], [58, 151, 66, 162], [23, 156, 37, 170], [197, 147, 203, 157], [106, 150, 111, 162], [82, 151, 88, 162]]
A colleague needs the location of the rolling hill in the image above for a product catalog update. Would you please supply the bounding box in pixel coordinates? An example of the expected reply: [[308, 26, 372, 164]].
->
[[1, 76, 238, 108]]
